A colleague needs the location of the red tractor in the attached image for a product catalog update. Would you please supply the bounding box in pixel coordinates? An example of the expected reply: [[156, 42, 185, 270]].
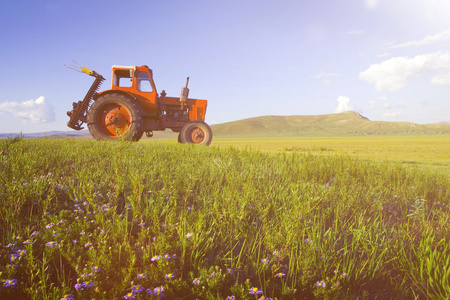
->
[[67, 64, 212, 145]]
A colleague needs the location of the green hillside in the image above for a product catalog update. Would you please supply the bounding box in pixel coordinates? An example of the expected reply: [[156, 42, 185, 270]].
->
[[211, 111, 450, 137]]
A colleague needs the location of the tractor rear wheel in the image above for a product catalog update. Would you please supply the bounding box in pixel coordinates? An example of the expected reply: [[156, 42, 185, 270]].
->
[[179, 121, 213, 145], [87, 93, 144, 141]]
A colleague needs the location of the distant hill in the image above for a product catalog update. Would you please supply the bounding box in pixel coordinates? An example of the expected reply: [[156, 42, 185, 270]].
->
[[2, 112, 449, 139], [0, 130, 91, 139], [211, 111, 450, 137]]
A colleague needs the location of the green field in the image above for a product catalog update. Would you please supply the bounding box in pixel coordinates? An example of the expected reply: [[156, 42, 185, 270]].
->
[[210, 136, 450, 176], [1, 136, 449, 299]]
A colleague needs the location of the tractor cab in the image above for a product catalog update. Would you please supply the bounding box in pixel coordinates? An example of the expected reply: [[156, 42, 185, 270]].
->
[[112, 65, 154, 91], [109, 65, 159, 115], [112, 65, 155, 90]]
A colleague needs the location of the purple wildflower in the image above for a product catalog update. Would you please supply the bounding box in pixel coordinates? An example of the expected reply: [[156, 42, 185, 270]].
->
[[227, 296, 235, 300], [46, 241, 57, 247], [137, 273, 146, 279], [74, 283, 83, 290], [151, 255, 161, 261], [83, 281, 95, 288], [3, 279, 18, 287], [153, 286, 165, 298], [16, 249, 26, 257], [132, 284, 144, 293], [5, 242, 16, 248], [260, 258, 269, 264], [165, 273, 175, 279], [193, 278, 200, 285], [186, 232, 192, 238], [9, 253, 17, 261], [316, 280, 326, 288], [275, 272, 285, 278], [92, 266, 100, 272], [124, 292, 136, 299], [60, 294, 75, 300], [249, 287, 263, 295], [162, 254, 171, 260]]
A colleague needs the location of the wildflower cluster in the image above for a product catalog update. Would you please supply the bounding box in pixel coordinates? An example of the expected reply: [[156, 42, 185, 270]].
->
[[121, 274, 167, 300], [2, 140, 449, 299]]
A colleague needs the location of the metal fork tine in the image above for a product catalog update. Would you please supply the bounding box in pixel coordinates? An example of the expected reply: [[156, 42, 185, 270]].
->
[[72, 60, 83, 68], [64, 65, 83, 73]]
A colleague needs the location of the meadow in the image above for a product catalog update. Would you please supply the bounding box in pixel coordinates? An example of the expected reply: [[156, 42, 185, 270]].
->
[[211, 136, 450, 176], [1, 136, 449, 299]]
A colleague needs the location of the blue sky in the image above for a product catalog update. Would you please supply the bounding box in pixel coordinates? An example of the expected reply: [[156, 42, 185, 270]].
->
[[1, 0, 450, 133]]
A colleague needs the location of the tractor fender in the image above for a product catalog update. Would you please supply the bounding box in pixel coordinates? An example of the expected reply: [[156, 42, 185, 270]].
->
[[94, 90, 137, 101]]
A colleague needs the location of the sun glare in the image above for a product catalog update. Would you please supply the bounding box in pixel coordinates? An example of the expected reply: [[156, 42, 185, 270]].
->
[[366, 0, 379, 9]]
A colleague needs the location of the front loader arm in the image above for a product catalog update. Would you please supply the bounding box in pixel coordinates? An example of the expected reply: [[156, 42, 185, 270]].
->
[[67, 66, 105, 130]]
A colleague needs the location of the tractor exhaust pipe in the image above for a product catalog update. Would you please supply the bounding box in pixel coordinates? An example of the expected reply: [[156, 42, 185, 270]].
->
[[180, 77, 189, 103]]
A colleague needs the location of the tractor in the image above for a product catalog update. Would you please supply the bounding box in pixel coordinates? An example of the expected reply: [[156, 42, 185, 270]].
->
[[66, 63, 212, 145]]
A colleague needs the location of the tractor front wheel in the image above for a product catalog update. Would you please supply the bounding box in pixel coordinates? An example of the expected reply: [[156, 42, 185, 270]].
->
[[87, 93, 143, 141], [179, 121, 213, 145]]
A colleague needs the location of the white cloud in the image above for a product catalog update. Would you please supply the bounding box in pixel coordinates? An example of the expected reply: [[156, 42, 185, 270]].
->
[[0, 96, 55, 123], [383, 112, 399, 120], [334, 96, 354, 113], [359, 52, 450, 92], [416, 101, 428, 108], [390, 29, 450, 49], [369, 100, 377, 109], [312, 72, 341, 85], [377, 53, 391, 58], [383, 102, 408, 109], [431, 73, 450, 85]]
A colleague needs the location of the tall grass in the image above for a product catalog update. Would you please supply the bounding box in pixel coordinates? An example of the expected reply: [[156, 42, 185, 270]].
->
[[0, 138, 448, 299]]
